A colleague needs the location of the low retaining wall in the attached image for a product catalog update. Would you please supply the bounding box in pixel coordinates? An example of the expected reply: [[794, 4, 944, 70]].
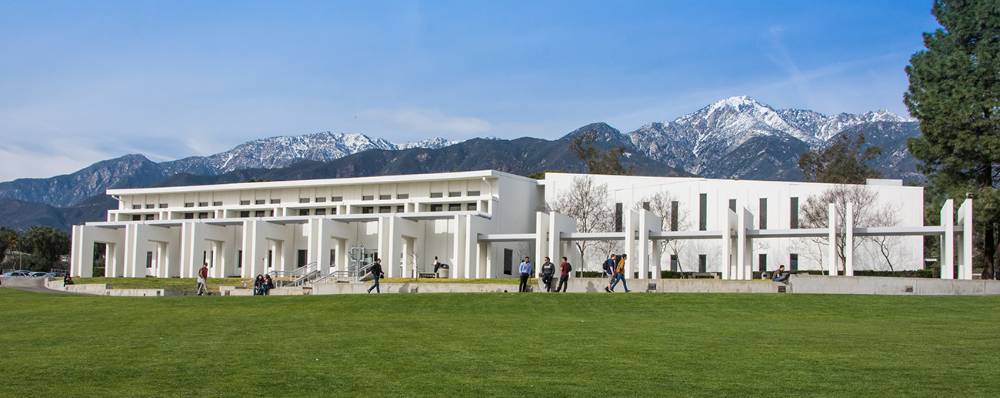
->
[[787, 275, 1000, 295], [42, 279, 164, 296]]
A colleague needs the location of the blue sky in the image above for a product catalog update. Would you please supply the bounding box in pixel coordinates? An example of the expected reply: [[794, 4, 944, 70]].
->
[[0, 0, 939, 180]]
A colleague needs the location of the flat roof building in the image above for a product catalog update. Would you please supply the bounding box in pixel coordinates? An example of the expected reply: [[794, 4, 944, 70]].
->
[[70, 170, 973, 281]]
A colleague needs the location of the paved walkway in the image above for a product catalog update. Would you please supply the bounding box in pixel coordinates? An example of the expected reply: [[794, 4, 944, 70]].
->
[[0, 277, 74, 294]]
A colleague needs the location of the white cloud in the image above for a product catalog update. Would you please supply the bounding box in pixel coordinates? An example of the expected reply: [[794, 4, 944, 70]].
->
[[363, 108, 492, 137]]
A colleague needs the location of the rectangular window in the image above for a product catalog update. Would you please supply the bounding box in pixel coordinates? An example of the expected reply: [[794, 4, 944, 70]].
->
[[315, 197, 327, 203], [759, 198, 768, 229], [254, 210, 265, 217], [145, 214, 155, 221], [299, 209, 310, 216], [299, 198, 310, 203], [503, 249, 513, 275], [240, 211, 250, 218], [197, 212, 209, 219], [184, 202, 194, 208], [132, 204, 141, 209], [698, 193, 707, 231], [396, 205, 404, 213], [614, 203, 623, 232], [790, 197, 799, 229], [430, 204, 443, 212], [159, 203, 168, 208], [362, 195, 374, 201], [132, 215, 142, 221], [670, 201, 679, 231], [670, 254, 679, 272], [466, 203, 477, 211], [642, 201, 650, 211], [379, 194, 391, 200], [361, 206, 374, 214], [145, 204, 155, 209], [210, 201, 220, 206], [729, 198, 736, 213], [267, 250, 273, 268], [315, 208, 326, 215], [240, 200, 251, 205], [330, 208, 338, 215], [698, 254, 707, 273], [238, 250, 243, 268], [396, 193, 409, 199], [270, 199, 281, 204], [331, 196, 343, 202], [448, 191, 461, 197], [297, 250, 308, 268], [467, 190, 480, 196], [330, 249, 336, 268], [378, 206, 391, 213], [758, 253, 767, 273], [146, 251, 153, 268], [430, 192, 443, 198], [255, 199, 265, 205], [198, 202, 208, 207], [184, 213, 194, 219], [447, 203, 461, 211], [790, 253, 799, 271]]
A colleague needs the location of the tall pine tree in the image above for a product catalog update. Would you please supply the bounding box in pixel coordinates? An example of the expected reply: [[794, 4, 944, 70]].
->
[[904, 0, 1000, 278]]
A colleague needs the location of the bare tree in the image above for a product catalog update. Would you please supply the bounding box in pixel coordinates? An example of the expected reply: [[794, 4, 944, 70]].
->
[[549, 176, 614, 272], [634, 191, 690, 273], [800, 185, 899, 272]]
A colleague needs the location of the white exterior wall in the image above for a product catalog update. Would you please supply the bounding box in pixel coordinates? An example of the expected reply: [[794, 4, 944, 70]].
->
[[72, 170, 930, 280], [542, 173, 924, 273]]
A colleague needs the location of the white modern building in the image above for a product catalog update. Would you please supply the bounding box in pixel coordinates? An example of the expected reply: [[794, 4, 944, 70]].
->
[[70, 170, 975, 281]]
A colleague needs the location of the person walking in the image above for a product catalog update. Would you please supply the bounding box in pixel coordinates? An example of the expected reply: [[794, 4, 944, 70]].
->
[[556, 256, 572, 292], [603, 254, 617, 293], [518, 256, 533, 293], [609, 254, 630, 293], [368, 258, 384, 294], [541, 257, 556, 292], [196, 262, 209, 296]]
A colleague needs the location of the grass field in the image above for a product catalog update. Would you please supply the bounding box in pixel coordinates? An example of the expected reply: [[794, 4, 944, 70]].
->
[[1, 289, 998, 397]]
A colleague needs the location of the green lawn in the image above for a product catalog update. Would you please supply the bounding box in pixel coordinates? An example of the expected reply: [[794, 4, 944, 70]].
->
[[1, 289, 998, 397]]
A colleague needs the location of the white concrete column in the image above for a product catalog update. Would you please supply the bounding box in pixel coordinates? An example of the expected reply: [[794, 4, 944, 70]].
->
[[940, 199, 954, 279], [623, 209, 637, 279], [534, 212, 549, 277], [548, 212, 576, 276], [957, 199, 973, 280], [736, 203, 750, 280], [845, 202, 854, 277], [827, 203, 837, 276], [721, 214, 732, 280]]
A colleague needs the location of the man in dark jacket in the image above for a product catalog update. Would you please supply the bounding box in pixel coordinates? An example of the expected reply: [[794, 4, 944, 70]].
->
[[540, 257, 556, 292], [368, 258, 385, 294], [603, 254, 617, 293]]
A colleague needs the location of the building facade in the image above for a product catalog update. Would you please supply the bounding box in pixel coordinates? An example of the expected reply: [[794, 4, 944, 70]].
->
[[71, 170, 949, 280]]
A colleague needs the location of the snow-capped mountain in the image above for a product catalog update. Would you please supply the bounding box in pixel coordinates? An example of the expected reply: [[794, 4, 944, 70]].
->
[[161, 132, 457, 176], [628, 96, 913, 176], [0, 96, 921, 217]]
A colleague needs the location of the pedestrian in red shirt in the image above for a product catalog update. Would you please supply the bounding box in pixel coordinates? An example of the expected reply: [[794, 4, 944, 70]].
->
[[556, 256, 572, 292]]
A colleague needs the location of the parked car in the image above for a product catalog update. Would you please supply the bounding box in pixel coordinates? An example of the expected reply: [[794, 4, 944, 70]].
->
[[30, 272, 49, 278], [2, 270, 32, 277]]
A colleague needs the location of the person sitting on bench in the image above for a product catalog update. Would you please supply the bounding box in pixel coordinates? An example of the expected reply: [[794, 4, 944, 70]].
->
[[772, 265, 789, 282]]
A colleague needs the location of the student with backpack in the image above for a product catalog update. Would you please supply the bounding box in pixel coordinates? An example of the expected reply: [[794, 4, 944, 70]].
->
[[368, 258, 385, 294], [603, 254, 617, 293], [556, 256, 572, 292], [608, 254, 630, 293]]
